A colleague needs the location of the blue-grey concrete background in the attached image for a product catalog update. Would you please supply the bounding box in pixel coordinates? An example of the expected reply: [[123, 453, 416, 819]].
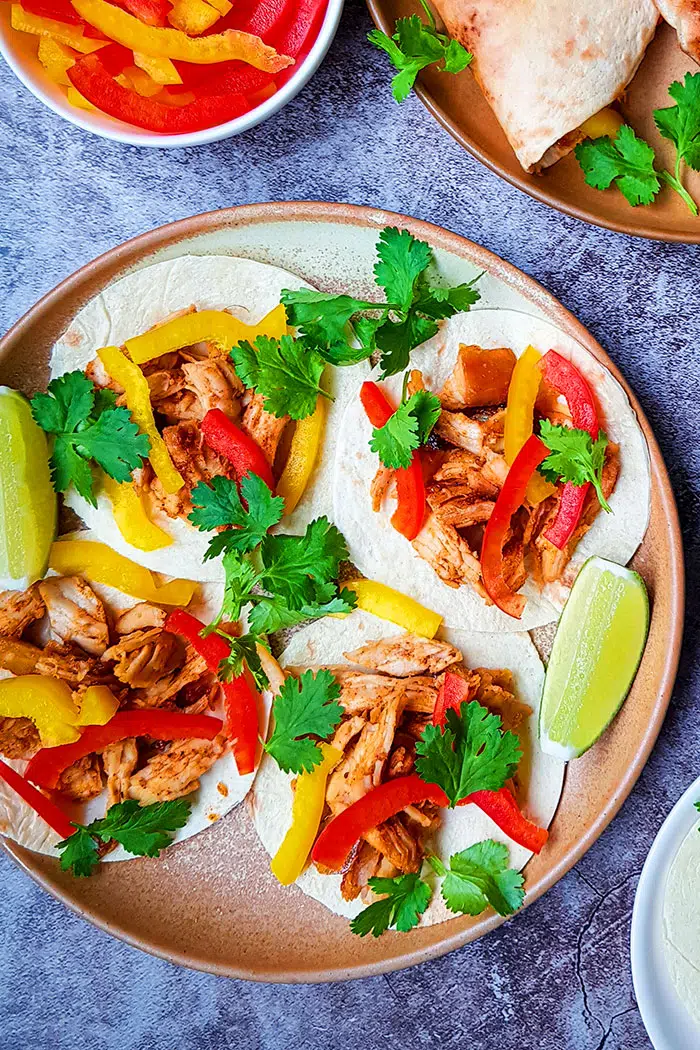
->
[[1, 3, 699, 1047]]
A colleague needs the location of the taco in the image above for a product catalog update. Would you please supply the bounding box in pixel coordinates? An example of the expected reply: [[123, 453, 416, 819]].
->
[[251, 609, 564, 931], [332, 308, 651, 633], [48, 254, 367, 582], [0, 535, 273, 869]]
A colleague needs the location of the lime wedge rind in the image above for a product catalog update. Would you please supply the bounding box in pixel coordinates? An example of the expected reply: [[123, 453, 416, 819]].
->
[[539, 556, 649, 761]]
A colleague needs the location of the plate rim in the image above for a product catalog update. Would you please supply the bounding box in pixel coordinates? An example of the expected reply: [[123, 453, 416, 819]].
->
[[0, 201, 686, 981], [364, 1, 700, 245]]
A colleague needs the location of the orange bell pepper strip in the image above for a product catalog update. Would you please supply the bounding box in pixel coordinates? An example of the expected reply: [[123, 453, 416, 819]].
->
[[276, 395, 325, 515], [167, 0, 221, 34], [124, 304, 287, 364], [11, 4, 106, 51], [70, 0, 294, 68], [0, 759, 76, 839], [132, 52, 181, 85], [271, 744, 343, 885], [504, 345, 556, 506], [48, 538, 197, 606]]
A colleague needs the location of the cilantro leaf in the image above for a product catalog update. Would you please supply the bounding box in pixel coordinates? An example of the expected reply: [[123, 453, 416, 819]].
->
[[368, 1, 472, 104], [432, 840, 524, 917], [654, 72, 700, 173], [414, 277, 482, 320], [189, 473, 284, 558], [350, 873, 432, 937], [216, 631, 268, 690], [230, 335, 328, 420], [264, 668, 343, 774], [374, 227, 433, 311], [574, 125, 661, 207], [415, 700, 522, 806], [259, 517, 349, 608], [375, 309, 438, 378], [247, 590, 356, 634], [280, 289, 389, 365], [370, 389, 441, 469], [30, 370, 150, 507], [216, 549, 260, 626], [57, 825, 100, 878], [538, 420, 612, 513]]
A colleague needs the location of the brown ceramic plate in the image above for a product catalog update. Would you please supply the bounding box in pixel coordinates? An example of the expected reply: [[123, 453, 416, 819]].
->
[[0, 203, 684, 980], [365, 4, 700, 242]]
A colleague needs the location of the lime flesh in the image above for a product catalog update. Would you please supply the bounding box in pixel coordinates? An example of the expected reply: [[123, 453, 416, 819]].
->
[[539, 556, 649, 760], [0, 387, 57, 590]]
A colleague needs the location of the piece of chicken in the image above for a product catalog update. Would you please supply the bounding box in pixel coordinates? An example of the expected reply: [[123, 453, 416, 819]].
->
[[38, 576, 109, 657], [363, 815, 422, 873], [344, 634, 461, 677], [102, 738, 139, 807], [181, 359, 244, 420], [113, 602, 167, 635], [435, 407, 506, 456], [412, 513, 483, 590], [474, 667, 532, 733], [326, 689, 407, 814], [128, 734, 226, 803], [36, 642, 111, 689], [340, 839, 382, 901], [439, 345, 515, 409], [241, 392, 288, 466], [56, 754, 103, 802], [0, 587, 44, 639], [0, 716, 40, 759], [103, 627, 183, 689], [156, 421, 237, 518]]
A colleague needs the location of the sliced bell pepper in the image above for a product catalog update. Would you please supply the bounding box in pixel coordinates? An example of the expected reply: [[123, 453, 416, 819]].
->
[[71, 0, 293, 68], [124, 304, 286, 364], [341, 578, 442, 639], [480, 434, 549, 618], [360, 381, 426, 542], [74, 685, 120, 727], [311, 774, 449, 871], [271, 743, 342, 885], [37, 36, 78, 84], [11, 4, 106, 50], [540, 350, 600, 550], [102, 475, 172, 552], [0, 675, 80, 747], [431, 670, 472, 726], [26, 709, 223, 790], [504, 345, 556, 506], [66, 84, 96, 109], [276, 395, 325, 515], [116, 67, 163, 97], [201, 408, 275, 490], [205, 0, 231, 14], [164, 609, 260, 776], [0, 759, 75, 839], [133, 52, 182, 84], [167, 0, 221, 35], [97, 345, 184, 495], [21, 0, 84, 25], [460, 787, 548, 855], [173, 57, 273, 93], [109, 0, 168, 25], [272, 0, 326, 62], [49, 538, 197, 606]]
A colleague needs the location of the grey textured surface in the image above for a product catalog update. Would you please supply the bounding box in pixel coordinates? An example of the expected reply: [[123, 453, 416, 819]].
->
[[1, 3, 698, 1048]]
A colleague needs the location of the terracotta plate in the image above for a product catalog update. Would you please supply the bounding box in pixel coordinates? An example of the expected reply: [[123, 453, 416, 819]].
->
[[365, 3, 700, 243], [0, 203, 684, 980]]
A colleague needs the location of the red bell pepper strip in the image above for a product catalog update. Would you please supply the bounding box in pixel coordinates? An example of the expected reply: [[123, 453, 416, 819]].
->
[[178, 61, 274, 95], [25, 710, 223, 791], [201, 408, 275, 491], [460, 788, 548, 855], [311, 775, 449, 871], [274, 0, 326, 66], [480, 434, 549, 618], [0, 759, 75, 840], [431, 671, 472, 726], [108, 0, 168, 26], [20, 0, 105, 34], [360, 381, 426, 542], [540, 350, 601, 550], [223, 0, 295, 39], [164, 608, 260, 776]]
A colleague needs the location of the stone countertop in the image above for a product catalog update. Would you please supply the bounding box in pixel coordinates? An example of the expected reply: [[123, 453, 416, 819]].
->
[[1, 3, 698, 1047]]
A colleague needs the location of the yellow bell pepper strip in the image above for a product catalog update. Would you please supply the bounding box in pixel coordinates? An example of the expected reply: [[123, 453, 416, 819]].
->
[[75, 685, 120, 726], [0, 675, 80, 747], [276, 396, 326, 515], [49, 539, 197, 606], [66, 84, 96, 109], [11, 4, 106, 51], [37, 36, 78, 84], [205, 0, 231, 13], [70, 0, 295, 69], [124, 304, 288, 365], [102, 475, 172, 551], [580, 108, 623, 141], [97, 345, 184, 496], [340, 579, 442, 639], [133, 51, 181, 85], [167, 0, 221, 35], [270, 744, 342, 886], [116, 67, 163, 97], [504, 345, 556, 506]]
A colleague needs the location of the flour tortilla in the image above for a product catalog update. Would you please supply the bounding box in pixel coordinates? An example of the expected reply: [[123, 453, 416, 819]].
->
[[49, 254, 367, 582], [654, 1, 700, 62], [0, 549, 273, 861], [251, 609, 564, 926], [431, 0, 659, 171], [333, 308, 651, 633], [663, 820, 700, 1027]]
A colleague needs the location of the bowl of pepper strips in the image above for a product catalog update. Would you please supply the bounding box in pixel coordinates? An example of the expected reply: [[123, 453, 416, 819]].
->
[[0, 0, 342, 145]]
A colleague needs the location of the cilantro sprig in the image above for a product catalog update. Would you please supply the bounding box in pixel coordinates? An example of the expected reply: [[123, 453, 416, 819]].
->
[[230, 334, 331, 421], [282, 227, 481, 378], [189, 472, 285, 561], [57, 798, 191, 877], [415, 700, 522, 806], [264, 668, 343, 774], [655, 73, 700, 184], [370, 386, 441, 469], [368, 0, 472, 104], [538, 420, 612, 513], [350, 873, 431, 937], [30, 371, 150, 506]]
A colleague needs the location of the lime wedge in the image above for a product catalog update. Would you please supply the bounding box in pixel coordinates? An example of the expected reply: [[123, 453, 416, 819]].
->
[[0, 387, 57, 590], [539, 556, 649, 760]]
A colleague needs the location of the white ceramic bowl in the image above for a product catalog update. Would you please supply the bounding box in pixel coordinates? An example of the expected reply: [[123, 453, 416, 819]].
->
[[0, 0, 344, 147], [631, 773, 700, 1050]]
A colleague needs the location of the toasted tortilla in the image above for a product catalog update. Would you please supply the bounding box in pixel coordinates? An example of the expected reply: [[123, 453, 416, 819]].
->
[[49, 254, 367, 583], [431, 0, 659, 171], [332, 308, 651, 633], [663, 819, 700, 1027], [654, 1, 700, 63], [251, 609, 565, 926], [0, 552, 273, 861]]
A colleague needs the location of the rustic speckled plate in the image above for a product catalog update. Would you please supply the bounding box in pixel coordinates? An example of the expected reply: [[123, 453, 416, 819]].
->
[[0, 203, 684, 981], [365, 4, 700, 243]]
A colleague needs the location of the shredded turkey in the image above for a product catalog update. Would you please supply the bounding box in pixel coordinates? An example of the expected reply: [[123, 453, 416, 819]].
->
[[128, 734, 226, 803], [38, 576, 109, 657]]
